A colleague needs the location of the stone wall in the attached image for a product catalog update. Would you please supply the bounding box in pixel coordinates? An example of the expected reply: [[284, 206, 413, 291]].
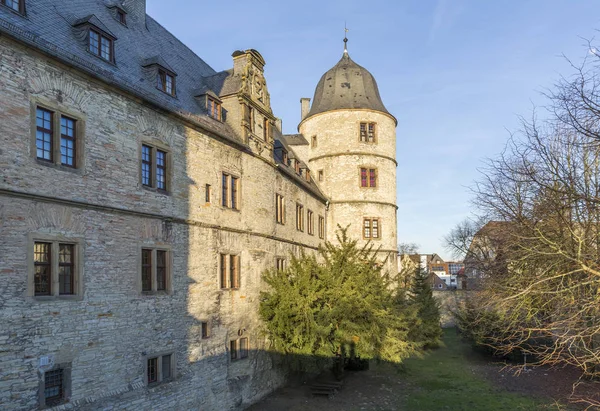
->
[[0, 35, 326, 410]]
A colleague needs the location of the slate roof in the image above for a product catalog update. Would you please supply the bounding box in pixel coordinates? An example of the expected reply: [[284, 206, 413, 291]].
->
[[306, 51, 395, 123], [0, 0, 243, 146], [0, 0, 327, 202]]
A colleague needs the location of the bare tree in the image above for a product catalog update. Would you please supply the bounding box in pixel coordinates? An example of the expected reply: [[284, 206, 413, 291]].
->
[[398, 242, 420, 255], [457, 49, 600, 408]]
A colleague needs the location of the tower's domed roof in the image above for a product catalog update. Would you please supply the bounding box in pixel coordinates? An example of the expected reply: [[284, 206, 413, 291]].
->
[[305, 51, 391, 121]]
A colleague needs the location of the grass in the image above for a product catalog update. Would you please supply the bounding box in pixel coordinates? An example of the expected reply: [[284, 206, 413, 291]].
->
[[397, 328, 565, 411]]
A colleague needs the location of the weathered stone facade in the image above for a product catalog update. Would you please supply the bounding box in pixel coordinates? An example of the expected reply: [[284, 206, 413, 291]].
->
[[0, 1, 397, 410]]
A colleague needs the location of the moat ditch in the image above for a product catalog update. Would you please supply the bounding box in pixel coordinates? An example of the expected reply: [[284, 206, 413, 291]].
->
[[246, 328, 600, 411]]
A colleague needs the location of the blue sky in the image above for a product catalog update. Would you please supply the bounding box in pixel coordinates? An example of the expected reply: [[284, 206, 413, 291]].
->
[[147, 0, 599, 259]]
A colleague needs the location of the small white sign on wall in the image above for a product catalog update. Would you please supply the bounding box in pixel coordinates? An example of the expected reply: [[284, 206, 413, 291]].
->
[[39, 356, 54, 368]]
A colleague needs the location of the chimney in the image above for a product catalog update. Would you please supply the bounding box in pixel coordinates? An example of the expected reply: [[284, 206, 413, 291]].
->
[[122, 0, 146, 23], [275, 118, 282, 132], [300, 98, 311, 120]]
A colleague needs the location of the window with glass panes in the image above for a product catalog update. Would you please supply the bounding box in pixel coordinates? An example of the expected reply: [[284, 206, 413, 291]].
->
[[44, 369, 64, 407], [32, 240, 79, 297], [34, 105, 82, 169], [2, 0, 24, 13], [363, 218, 381, 239], [208, 97, 221, 120], [158, 69, 175, 96], [36, 108, 53, 161], [359, 122, 376, 143], [230, 337, 249, 361], [307, 210, 314, 235], [89, 29, 113, 62], [296, 203, 304, 232], [140, 248, 170, 293], [220, 253, 240, 289], [222, 173, 240, 210], [275, 194, 285, 224], [60, 116, 76, 167], [146, 353, 173, 385], [360, 167, 377, 188], [141, 144, 169, 191], [318, 215, 325, 239]]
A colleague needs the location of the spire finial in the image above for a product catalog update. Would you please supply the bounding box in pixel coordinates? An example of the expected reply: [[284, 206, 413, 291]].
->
[[343, 23, 349, 55]]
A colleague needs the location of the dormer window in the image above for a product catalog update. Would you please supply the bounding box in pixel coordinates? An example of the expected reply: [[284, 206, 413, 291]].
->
[[117, 9, 126, 25], [158, 69, 176, 96], [1, 0, 24, 14], [282, 150, 288, 165], [89, 29, 114, 62], [207, 97, 221, 120], [294, 160, 300, 174], [305, 170, 311, 182]]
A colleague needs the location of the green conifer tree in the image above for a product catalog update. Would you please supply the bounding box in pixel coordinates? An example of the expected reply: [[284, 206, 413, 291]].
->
[[259, 227, 419, 374], [409, 267, 443, 348]]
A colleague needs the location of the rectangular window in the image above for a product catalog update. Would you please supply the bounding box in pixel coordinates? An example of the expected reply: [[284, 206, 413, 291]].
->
[[318, 170, 323, 182], [363, 218, 381, 239], [33, 105, 84, 170], [141, 144, 169, 192], [34, 242, 51, 296], [44, 369, 64, 407], [230, 337, 249, 361], [318, 216, 325, 239], [307, 210, 314, 235], [117, 9, 127, 25], [230, 340, 238, 361], [158, 69, 176, 96], [231, 176, 239, 210], [146, 353, 174, 386], [205, 184, 211, 203], [311, 135, 317, 148], [360, 167, 377, 188], [222, 173, 240, 210], [141, 145, 152, 187], [147, 357, 158, 384], [240, 337, 249, 359], [156, 150, 166, 191], [36, 108, 53, 162], [230, 254, 239, 289], [161, 354, 172, 380], [201, 322, 210, 339], [208, 97, 221, 120], [276, 194, 285, 225], [359, 122, 376, 143], [276, 258, 286, 271], [140, 248, 170, 294], [296, 203, 304, 232], [89, 29, 113, 62], [156, 250, 167, 291], [2, 0, 23, 13], [58, 244, 74, 295], [220, 254, 240, 289], [141, 248, 152, 292], [60, 116, 76, 167], [30, 238, 81, 299]]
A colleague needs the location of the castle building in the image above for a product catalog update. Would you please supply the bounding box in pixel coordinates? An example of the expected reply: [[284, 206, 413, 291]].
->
[[0, 1, 397, 409]]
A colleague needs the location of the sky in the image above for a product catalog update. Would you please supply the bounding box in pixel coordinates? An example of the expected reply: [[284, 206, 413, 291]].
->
[[147, 0, 600, 259]]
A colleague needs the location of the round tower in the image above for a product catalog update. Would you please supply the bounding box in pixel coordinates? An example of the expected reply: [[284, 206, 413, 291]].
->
[[299, 46, 398, 272]]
